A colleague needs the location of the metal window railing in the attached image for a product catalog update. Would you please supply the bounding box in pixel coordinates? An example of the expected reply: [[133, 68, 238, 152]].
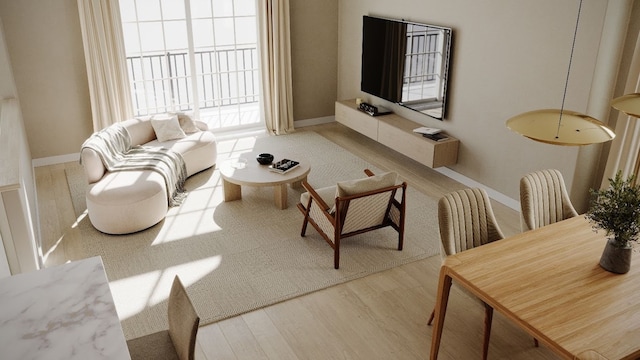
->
[[126, 47, 259, 116], [404, 31, 439, 84]]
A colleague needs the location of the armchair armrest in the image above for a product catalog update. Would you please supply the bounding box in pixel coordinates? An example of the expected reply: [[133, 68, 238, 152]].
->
[[301, 180, 332, 212]]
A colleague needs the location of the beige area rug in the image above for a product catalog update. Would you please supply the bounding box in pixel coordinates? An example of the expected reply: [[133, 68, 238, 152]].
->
[[65, 131, 441, 339]]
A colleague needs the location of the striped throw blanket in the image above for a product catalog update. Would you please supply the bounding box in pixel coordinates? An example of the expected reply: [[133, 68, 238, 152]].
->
[[81, 123, 187, 206]]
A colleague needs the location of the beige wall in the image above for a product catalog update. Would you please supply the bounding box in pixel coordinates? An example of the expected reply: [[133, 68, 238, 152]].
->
[[0, 0, 92, 159], [0, 16, 16, 99], [337, 0, 638, 202], [290, 0, 339, 121]]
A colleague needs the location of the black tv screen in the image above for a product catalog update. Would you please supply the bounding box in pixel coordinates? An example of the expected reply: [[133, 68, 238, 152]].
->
[[361, 16, 452, 120], [361, 16, 407, 103]]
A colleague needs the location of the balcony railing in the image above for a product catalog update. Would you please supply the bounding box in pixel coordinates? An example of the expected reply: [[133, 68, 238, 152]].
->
[[126, 47, 259, 118]]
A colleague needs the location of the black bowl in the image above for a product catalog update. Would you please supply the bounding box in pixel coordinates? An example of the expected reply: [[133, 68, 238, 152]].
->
[[256, 153, 274, 165]]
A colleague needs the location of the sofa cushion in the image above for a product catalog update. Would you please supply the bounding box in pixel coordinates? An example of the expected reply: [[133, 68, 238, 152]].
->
[[300, 185, 337, 210], [86, 170, 168, 234], [150, 114, 186, 142], [146, 128, 217, 177]]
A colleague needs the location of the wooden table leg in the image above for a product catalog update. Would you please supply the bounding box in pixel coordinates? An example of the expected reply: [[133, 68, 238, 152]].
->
[[274, 183, 288, 209], [430, 269, 453, 360], [291, 175, 307, 189], [223, 179, 242, 202]]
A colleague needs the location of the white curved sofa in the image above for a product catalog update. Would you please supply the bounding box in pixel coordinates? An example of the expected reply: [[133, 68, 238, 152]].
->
[[80, 116, 217, 234]]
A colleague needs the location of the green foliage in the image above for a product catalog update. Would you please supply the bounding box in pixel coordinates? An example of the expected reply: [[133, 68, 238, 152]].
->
[[586, 171, 640, 248]]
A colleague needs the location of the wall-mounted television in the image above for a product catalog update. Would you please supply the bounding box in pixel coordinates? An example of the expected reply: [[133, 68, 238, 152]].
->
[[361, 15, 452, 120]]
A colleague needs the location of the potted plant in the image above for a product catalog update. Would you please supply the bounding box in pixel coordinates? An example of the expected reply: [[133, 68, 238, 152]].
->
[[586, 171, 640, 274]]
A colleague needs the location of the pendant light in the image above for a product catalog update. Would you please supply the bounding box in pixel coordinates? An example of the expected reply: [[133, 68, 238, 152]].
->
[[506, 0, 615, 146], [611, 93, 640, 118]]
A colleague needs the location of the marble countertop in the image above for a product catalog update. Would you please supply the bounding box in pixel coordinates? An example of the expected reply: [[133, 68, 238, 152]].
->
[[0, 256, 130, 359]]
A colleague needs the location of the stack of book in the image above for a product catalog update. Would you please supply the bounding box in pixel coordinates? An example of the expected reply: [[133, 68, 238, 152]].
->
[[422, 133, 449, 141], [268, 159, 300, 174]]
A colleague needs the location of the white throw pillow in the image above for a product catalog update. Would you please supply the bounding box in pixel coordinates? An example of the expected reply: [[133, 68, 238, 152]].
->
[[170, 112, 200, 134], [150, 114, 186, 142]]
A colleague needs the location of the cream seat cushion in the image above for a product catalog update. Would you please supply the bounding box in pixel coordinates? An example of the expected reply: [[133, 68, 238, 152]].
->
[[300, 185, 337, 209], [146, 129, 217, 177], [86, 170, 168, 234]]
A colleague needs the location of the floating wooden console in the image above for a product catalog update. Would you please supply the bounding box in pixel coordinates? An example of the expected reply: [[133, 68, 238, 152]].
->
[[335, 99, 459, 168]]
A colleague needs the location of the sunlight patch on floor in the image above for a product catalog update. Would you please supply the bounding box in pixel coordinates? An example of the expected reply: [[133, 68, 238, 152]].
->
[[111, 255, 222, 320]]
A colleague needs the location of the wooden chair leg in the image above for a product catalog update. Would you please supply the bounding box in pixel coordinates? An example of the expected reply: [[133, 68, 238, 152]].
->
[[427, 308, 435, 325], [300, 205, 310, 236], [301, 215, 309, 236], [483, 303, 493, 360], [534, 338, 539, 347]]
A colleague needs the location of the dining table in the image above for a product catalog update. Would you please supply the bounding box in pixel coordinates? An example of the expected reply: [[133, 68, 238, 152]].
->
[[0, 256, 130, 359], [430, 216, 640, 360]]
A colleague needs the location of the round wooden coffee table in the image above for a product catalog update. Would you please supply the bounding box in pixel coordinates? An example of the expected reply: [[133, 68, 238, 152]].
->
[[219, 152, 311, 209]]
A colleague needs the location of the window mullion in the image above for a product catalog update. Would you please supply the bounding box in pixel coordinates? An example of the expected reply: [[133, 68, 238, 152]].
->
[[184, 0, 200, 118], [133, 0, 151, 115]]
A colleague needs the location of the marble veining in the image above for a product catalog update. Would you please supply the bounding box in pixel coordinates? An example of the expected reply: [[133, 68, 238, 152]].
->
[[0, 257, 130, 359]]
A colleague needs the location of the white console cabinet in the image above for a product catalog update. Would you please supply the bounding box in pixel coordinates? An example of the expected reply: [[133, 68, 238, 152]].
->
[[335, 100, 459, 168]]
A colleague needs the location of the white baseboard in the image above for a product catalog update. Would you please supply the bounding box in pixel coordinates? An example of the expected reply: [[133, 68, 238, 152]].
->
[[435, 167, 520, 211], [295, 116, 335, 128], [32, 153, 80, 168]]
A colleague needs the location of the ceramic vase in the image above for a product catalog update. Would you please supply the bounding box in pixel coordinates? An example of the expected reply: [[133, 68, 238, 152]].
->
[[599, 239, 632, 274]]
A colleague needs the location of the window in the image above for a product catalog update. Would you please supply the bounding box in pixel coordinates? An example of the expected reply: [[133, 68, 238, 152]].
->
[[403, 24, 447, 102], [119, 0, 260, 131]]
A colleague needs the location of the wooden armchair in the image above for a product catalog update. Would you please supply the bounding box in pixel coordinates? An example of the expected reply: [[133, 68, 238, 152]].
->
[[296, 169, 407, 269]]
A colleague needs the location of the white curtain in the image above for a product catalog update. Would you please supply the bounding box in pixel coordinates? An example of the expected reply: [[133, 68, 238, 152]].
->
[[257, 0, 295, 135], [602, 32, 640, 187], [77, 0, 133, 131]]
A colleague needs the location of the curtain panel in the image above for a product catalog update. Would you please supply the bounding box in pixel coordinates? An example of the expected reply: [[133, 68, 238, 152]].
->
[[257, 0, 295, 135], [602, 32, 640, 187], [77, 0, 133, 131]]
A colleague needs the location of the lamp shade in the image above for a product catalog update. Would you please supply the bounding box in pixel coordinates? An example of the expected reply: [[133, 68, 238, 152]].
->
[[506, 109, 616, 146], [611, 93, 640, 118]]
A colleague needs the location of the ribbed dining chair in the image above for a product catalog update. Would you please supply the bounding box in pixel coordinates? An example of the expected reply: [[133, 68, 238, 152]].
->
[[126, 276, 200, 360], [427, 188, 505, 360], [520, 169, 578, 232]]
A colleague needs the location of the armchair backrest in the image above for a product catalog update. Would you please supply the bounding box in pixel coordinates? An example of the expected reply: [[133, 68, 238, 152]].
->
[[337, 186, 402, 234]]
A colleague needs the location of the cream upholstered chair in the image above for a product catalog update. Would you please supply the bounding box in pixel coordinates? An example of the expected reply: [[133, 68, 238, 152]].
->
[[126, 276, 200, 360], [427, 188, 505, 360], [520, 169, 578, 232], [297, 169, 407, 269]]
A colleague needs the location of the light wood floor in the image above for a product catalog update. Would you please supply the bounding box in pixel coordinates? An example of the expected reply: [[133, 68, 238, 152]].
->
[[35, 122, 559, 360]]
